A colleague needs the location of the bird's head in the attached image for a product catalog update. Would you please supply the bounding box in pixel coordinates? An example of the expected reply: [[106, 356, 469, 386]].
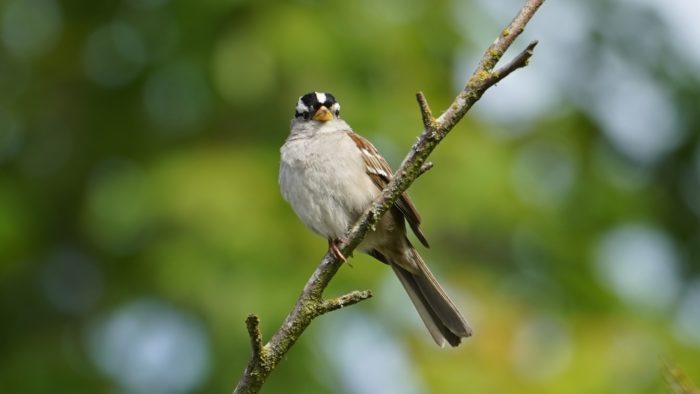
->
[[294, 92, 341, 123]]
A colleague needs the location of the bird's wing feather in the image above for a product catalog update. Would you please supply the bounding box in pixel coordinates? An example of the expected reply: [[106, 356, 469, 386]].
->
[[346, 132, 430, 247]]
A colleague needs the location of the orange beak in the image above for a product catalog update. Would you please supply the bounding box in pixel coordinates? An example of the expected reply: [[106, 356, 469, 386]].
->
[[312, 106, 333, 122]]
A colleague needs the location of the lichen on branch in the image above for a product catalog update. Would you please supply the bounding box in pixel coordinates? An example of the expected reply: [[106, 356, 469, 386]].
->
[[233, 1, 545, 393]]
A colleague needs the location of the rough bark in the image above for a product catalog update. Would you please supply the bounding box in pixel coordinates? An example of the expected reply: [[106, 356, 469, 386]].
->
[[234, 1, 545, 392]]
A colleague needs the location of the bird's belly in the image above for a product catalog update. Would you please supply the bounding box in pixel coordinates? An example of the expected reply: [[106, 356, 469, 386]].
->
[[280, 134, 378, 240]]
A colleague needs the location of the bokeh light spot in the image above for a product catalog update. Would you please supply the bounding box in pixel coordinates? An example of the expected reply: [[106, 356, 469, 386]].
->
[[594, 224, 681, 312], [83, 21, 146, 87], [1, 0, 62, 60], [587, 51, 681, 165], [126, 10, 180, 64], [87, 299, 210, 393], [673, 279, 700, 347], [319, 310, 426, 394], [627, 0, 700, 68], [143, 60, 211, 134]]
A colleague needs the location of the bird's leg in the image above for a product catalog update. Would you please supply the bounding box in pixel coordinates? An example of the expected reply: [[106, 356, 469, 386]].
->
[[327, 238, 347, 263]]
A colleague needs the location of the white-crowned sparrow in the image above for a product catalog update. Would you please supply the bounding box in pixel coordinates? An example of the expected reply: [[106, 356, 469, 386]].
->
[[279, 92, 472, 347]]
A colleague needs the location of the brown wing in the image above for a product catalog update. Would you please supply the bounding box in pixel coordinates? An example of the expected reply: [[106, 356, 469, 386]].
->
[[346, 132, 430, 248]]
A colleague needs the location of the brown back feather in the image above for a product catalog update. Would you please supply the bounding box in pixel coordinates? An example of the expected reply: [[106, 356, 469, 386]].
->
[[346, 132, 430, 247]]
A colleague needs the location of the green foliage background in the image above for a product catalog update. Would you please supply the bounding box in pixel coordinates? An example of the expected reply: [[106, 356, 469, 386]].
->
[[1, 0, 699, 393]]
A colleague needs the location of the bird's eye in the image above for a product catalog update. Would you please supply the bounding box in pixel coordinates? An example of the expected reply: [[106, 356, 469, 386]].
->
[[295, 110, 310, 120], [334, 109, 340, 116]]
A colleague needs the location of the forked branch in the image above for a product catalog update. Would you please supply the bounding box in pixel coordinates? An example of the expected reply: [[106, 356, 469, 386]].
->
[[234, 1, 545, 393]]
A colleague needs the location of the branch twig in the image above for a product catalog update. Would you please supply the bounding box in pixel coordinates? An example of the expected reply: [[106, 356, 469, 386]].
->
[[483, 41, 538, 90], [416, 91, 435, 130], [320, 290, 374, 314], [418, 162, 434, 177], [245, 314, 263, 362], [233, 1, 544, 392]]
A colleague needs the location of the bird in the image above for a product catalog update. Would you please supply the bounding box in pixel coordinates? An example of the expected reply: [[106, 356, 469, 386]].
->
[[279, 91, 472, 347]]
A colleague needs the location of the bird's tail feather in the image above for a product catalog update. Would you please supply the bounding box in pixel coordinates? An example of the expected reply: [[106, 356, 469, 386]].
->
[[391, 250, 472, 347]]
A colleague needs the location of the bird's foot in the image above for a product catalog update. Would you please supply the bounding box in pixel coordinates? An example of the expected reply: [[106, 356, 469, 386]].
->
[[328, 238, 352, 266]]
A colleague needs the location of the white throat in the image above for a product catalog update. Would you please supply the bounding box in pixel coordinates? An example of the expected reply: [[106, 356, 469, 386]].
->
[[289, 118, 349, 140]]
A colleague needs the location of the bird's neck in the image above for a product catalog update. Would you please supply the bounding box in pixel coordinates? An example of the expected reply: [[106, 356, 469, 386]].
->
[[288, 119, 348, 140]]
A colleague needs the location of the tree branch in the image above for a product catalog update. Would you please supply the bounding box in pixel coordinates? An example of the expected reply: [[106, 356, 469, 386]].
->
[[245, 314, 263, 361], [416, 91, 435, 129], [484, 40, 538, 90], [320, 290, 374, 314], [233, 1, 544, 392], [418, 161, 434, 177]]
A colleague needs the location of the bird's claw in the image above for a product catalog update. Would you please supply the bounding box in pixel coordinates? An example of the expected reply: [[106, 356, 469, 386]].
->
[[328, 238, 352, 266]]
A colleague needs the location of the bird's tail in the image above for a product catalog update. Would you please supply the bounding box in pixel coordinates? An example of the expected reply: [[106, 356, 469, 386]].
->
[[391, 249, 472, 347]]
